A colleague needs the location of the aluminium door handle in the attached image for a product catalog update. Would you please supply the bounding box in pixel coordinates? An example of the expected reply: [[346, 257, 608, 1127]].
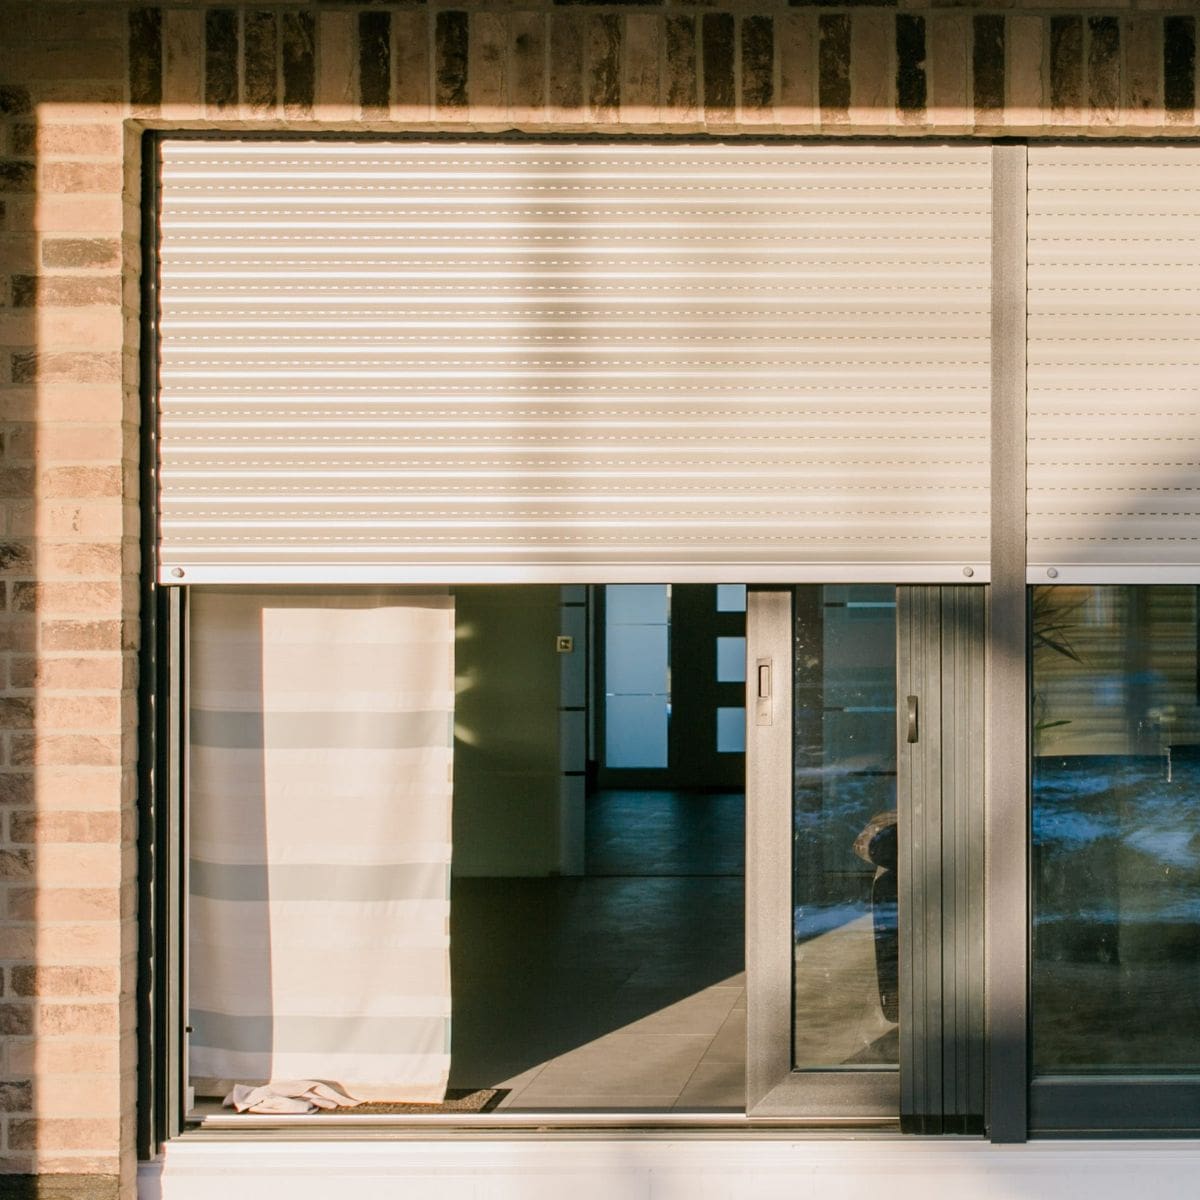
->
[[906, 695, 919, 743]]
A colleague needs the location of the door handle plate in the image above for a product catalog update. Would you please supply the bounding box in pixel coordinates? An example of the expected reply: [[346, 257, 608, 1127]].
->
[[906, 695, 919, 743]]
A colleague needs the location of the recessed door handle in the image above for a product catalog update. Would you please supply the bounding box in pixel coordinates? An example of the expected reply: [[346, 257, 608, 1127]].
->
[[906, 695, 919, 743]]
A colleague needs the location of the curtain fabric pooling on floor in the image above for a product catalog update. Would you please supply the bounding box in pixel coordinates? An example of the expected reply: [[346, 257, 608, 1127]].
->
[[187, 588, 454, 1103]]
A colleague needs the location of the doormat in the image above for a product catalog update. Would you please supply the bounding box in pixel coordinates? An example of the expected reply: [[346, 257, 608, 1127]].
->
[[323, 1088, 508, 1115]]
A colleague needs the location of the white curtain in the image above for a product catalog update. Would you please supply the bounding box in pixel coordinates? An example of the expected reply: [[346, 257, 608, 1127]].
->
[[187, 589, 454, 1102]]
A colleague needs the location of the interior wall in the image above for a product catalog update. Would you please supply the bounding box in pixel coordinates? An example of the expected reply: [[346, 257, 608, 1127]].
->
[[452, 586, 569, 877]]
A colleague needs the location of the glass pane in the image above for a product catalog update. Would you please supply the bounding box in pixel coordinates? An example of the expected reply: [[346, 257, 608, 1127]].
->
[[717, 584, 748, 613], [607, 583, 669, 624], [606, 694, 669, 768], [716, 705, 746, 753], [1032, 585, 1200, 1074], [607, 624, 669, 694], [793, 585, 898, 1069], [717, 636, 747, 684]]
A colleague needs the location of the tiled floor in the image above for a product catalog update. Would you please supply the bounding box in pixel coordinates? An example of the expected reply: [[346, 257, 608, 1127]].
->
[[448, 789, 747, 1110]]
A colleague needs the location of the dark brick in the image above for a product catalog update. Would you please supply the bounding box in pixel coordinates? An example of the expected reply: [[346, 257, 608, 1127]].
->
[[0, 1005, 32, 1036], [0, 86, 32, 116], [0, 470, 33, 499], [436, 11, 469, 108], [1165, 15, 1196, 115], [0, 850, 34, 880], [9, 126, 33, 157], [664, 15, 696, 112], [896, 14, 926, 115], [0, 775, 34, 806], [742, 15, 773, 111], [549, 13, 584, 111], [792, 0, 893, 5], [0, 1173, 119, 1199], [0, 697, 33, 728], [973, 14, 1004, 118], [282, 11, 315, 112], [588, 13, 621, 116], [1050, 15, 1083, 113], [360, 10, 392, 114], [703, 12, 735, 119], [0, 162, 34, 194], [244, 11, 279, 110], [0, 202, 7, 231], [129, 7, 163, 107], [819, 13, 851, 118], [0, 544, 32, 573], [554, 0, 657, 5], [1087, 17, 1119, 117], [0, 1082, 31, 1113], [206, 9, 239, 110]]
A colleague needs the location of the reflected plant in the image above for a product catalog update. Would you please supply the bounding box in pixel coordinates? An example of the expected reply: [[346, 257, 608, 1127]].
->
[[1032, 587, 1087, 746]]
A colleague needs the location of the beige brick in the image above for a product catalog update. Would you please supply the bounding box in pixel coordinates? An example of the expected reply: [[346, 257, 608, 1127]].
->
[[7, 888, 120, 922], [15, 124, 123, 158], [10, 733, 122, 768], [21, 424, 125, 463], [928, 13, 969, 128], [9, 655, 124, 692], [12, 353, 121, 386], [850, 10, 894, 127], [12, 581, 123, 614], [777, 12, 816, 127], [9, 194, 124, 235], [392, 9, 430, 122], [33, 768, 133, 814], [42, 542, 123, 578], [40, 162, 124, 195], [470, 12, 508, 121], [316, 10, 356, 121], [42, 237, 122, 270], [11, 965, 119, 999], [28, 922, 123, 967], [38, 466, 123, 500], [26, 385, 125, 424], [7, 1037, 119, 1077], [8, 1116, 120, 1151], [20, 1074, 120, 1119], [32, 696, 123, 734], [38, 620, 125, 653], [31, 843, 127, 888]]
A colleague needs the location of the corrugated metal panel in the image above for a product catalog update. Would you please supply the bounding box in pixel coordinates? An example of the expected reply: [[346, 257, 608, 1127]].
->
[[157, 141, 992, 583], [1028, 146, 1200, 578]]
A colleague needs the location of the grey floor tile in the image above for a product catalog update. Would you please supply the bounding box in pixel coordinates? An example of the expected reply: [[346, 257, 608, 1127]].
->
[[674, 1060, 746, 1109]]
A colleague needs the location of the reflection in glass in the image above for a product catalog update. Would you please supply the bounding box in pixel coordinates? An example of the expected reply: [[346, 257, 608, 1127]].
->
[[793, 585, 898, 1069], [1032, 585, 1200, 1073], [717, 636, 747, 684]]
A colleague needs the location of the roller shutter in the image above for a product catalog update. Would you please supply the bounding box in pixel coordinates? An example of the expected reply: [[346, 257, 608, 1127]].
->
[[1028, 145, 1200, 580], [156, 140, 992, 583]]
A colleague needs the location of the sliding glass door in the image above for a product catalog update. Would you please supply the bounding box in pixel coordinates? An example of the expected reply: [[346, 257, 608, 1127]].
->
[[746, 586, 985, 1130]]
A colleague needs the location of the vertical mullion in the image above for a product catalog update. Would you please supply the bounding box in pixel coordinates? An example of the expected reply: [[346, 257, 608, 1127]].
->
[[745, 587, 795, 1114], [987, 142, 1030, 1143]]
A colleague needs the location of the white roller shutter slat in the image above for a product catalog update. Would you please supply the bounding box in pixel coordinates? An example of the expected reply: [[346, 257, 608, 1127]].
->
[[157, 141, 992, 583], [1028, 146, 1200, 578]]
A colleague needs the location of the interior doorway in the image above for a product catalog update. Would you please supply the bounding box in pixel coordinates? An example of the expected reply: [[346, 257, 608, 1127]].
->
[[448, 584, 746, 1111]]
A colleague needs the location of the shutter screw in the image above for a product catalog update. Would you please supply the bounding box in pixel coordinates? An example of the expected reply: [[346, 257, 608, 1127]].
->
[[171, 567, 185, 578], [962, 566, 974, 578], [1046, 567, 1059, 579]]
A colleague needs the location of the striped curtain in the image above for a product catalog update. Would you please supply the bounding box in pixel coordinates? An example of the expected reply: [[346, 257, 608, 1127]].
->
[[187, 589, 454, 1102]]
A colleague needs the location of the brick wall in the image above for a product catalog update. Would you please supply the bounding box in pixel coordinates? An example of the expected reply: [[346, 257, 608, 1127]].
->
[[0, 1, 1197, 1197]]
